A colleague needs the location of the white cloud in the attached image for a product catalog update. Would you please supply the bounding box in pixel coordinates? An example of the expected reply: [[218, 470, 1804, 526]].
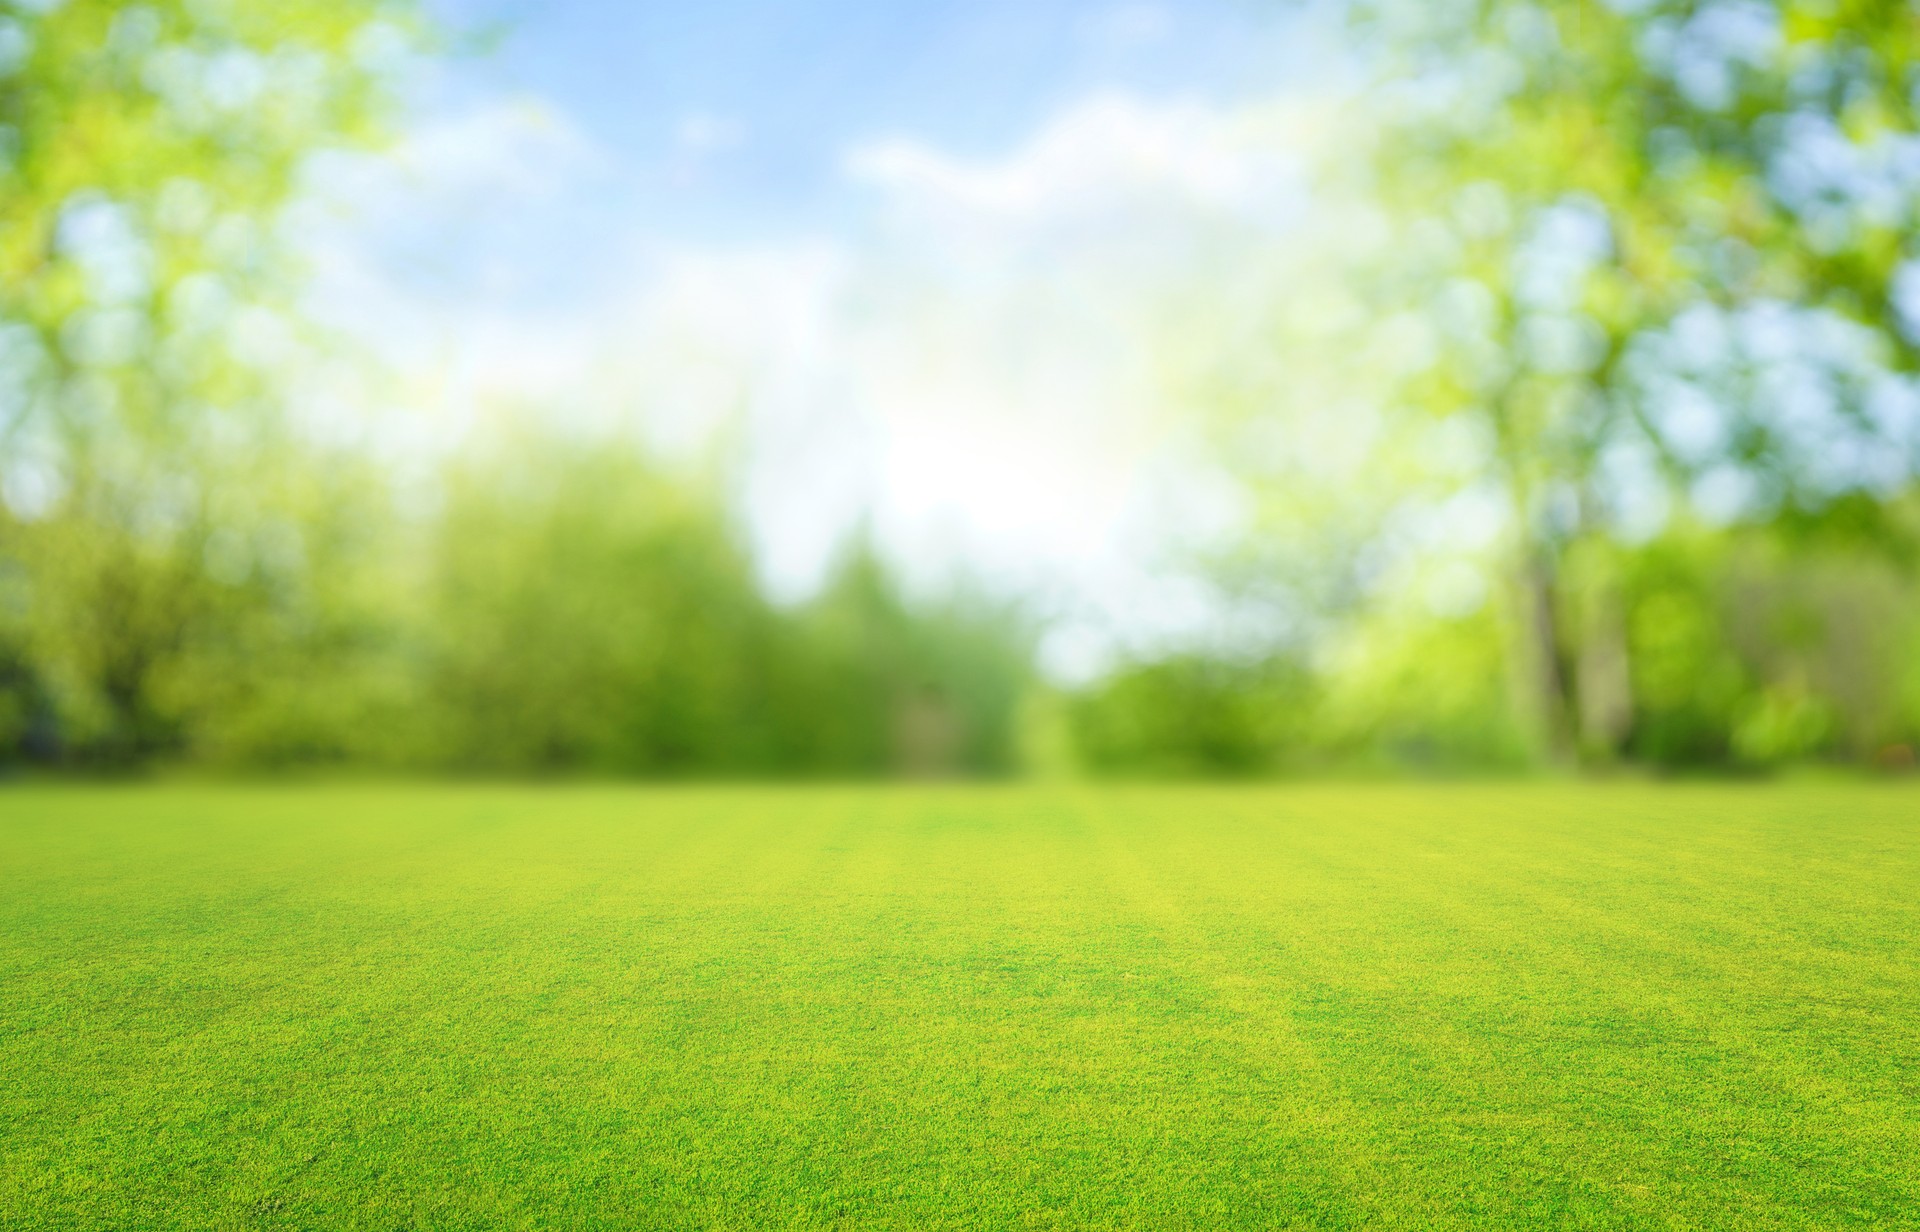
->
[[312, 97, 603, 209], [845, 93, 1316, 225], [301, 88, 1328, 653]]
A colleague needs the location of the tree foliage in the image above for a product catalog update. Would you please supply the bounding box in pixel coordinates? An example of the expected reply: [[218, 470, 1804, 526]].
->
[[0, 0, 417, 764], [1169, 0, 1920, 770]]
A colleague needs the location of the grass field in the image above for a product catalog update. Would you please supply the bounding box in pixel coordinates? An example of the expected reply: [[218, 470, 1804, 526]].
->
[[2, 782, 1917, 1229]]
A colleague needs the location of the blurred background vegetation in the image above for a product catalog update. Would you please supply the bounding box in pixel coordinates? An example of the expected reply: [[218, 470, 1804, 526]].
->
[[5, 0, 1920, 778]]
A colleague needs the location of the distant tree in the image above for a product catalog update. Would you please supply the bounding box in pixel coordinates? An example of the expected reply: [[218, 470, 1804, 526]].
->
[[795, 541, 1036, 777], [414, 437, 791, 774], [1066, 653, 1310, 777], [294, 436, 1040, 778]]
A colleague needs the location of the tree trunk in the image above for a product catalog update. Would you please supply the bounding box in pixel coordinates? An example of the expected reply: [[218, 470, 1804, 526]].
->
[[1574, 573, 1633, 759], [1519, 551, 1577, 765]]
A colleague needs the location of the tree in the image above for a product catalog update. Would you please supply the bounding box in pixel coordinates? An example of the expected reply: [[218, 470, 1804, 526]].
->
[[0, 0, 418, 763], [1293, 0, 1920, 762]]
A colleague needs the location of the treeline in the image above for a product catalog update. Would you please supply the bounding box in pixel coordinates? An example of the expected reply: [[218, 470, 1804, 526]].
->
[[11, 0, 1920, 777], [1068, 507, 1920, 776], [0, 437, 1035, 775], [10, 441, 1919, 777]]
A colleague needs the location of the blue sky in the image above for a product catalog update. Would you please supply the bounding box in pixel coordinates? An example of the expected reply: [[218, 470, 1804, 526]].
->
[[314, 0, 1338, 675], [420, 0, 1317, 236]]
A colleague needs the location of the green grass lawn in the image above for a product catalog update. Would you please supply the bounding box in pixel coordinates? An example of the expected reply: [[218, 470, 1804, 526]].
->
[[2, 782, 1917, 1229]]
